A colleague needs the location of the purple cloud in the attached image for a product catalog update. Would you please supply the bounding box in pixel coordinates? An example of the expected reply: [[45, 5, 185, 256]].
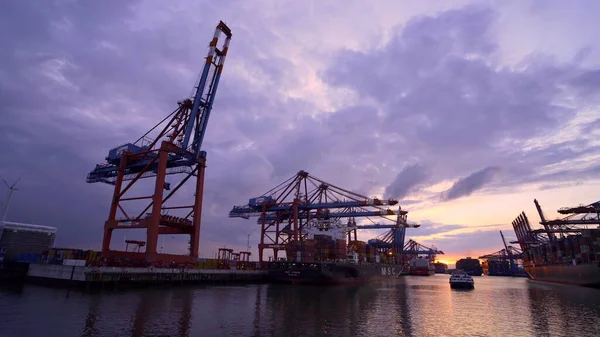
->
[[385, 164, 429, 199], [2, 1, 600, 259], [441, 166, 500, 201]]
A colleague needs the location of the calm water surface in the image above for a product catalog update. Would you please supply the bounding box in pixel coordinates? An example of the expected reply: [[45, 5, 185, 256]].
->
[[1, 275, 600, 337]]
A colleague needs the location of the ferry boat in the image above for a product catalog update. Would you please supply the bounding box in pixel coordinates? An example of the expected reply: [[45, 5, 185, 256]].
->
[[449, 270, 474, 289]]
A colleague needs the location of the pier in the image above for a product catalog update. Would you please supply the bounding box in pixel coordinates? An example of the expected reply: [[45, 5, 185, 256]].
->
[[25, 264, 267, 289]]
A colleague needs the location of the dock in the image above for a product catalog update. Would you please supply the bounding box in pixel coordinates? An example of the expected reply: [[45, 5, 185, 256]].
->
[[24, 264, 267, 289]]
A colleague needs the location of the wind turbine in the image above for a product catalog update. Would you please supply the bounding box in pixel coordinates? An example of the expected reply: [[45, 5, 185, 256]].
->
[[1, 177, 21, 223], [240, 228, 255, 252]]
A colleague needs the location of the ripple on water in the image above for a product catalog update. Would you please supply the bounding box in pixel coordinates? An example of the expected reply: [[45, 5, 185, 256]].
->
[[1, 276, 600, 337]]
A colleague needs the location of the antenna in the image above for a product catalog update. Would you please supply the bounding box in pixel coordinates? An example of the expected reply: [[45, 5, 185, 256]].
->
[[1, 177, 21, 223]]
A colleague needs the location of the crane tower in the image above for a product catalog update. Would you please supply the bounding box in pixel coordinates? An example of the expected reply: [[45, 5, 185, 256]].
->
[[86, 21, 232, 266]]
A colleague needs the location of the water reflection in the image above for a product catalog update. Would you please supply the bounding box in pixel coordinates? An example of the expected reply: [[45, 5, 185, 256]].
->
[[81, 296, 101, 337], [527, 283, 600, 337], [2, 277, 600, 337], [252, 285, 264, 337], [78, 288, 194, 337], [263, 284, 376, 336]]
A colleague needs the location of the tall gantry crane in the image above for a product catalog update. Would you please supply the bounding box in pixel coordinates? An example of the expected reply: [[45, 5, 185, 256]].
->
[[229, 170, 420, 263], [86, 21, 232, 265]]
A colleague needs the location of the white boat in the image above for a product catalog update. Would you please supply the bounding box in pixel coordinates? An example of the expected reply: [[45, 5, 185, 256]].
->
[[449, 270, 474, 289]]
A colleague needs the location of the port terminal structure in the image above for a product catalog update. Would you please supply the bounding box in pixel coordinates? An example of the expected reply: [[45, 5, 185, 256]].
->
[[228, 170, 421, 264], [85, 21, 232, 266], [507, 198, 600, 287], [511, 199, 600, 260], [370, 234, 444, 265], [479, 231, 526, 277], [511, 199, 600, 267]]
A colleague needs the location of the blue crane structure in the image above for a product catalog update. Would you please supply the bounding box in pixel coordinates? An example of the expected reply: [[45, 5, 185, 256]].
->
[[510, 199, 600, 271], [228, 170, 420, 263], [86, 21, 232, 265], [511, 199, 600, 251], [479, 231, 526, 276], [368, 229, 444, 265]]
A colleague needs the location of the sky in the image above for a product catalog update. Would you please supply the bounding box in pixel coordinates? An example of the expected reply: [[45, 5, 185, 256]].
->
[[1, 0, 600, 266]]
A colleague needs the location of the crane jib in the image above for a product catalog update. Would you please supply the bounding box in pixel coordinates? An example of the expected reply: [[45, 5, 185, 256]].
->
[[181, 23, 232, 160]]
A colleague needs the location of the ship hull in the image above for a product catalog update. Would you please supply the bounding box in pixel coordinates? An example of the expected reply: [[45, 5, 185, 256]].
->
[[525, 263, 600, 287], [450, 282, 474, 289], [267, 262, 402, 285], [434, 264, 448, 274], [409, 267, 434, 276], [456, 258, 483, 276], [462, 269, 483, 276]]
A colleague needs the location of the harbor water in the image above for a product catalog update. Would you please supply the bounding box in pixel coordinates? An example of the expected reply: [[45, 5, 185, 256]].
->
[[1, 275, 600, 337]]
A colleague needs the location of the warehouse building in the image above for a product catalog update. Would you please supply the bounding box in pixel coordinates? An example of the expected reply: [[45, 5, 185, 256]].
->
[[0, 221, 57, 262]]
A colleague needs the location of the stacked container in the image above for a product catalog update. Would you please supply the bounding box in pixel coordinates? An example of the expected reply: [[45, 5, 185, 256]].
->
[[334, 239, 346, 260], [303, 239, 315, 262], [39, 248, 102, 266]]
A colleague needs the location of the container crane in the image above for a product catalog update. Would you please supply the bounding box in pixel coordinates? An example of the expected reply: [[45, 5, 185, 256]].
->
[[400, 239, 443, 263], [479, 231, 525, 276], [229, 170, 420, 263], [512, 199, 600, 269], [86, 21, 232, 265]]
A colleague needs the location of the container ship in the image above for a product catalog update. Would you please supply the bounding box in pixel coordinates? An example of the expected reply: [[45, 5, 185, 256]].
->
[[408, 258, 435, 276], [433, 261, 448, 274], [267, 233, 403, 284], [482, 259, 512, 276], [229, 171, 428, 284], [455, 257, 483, 276], [511, 199, 600, 287]]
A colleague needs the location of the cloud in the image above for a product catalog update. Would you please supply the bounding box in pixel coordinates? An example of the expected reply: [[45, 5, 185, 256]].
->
[[441, 166, 500, 201], [2, 1, 600, 260], [0, 0, 293, 253], [385, 164, 429, 199], [320, 4, 600, 197], [405, 221, 468, 237], [408, 224, 514, 264]]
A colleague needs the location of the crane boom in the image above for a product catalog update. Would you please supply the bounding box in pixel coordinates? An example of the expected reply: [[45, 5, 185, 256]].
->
[[182, 21, 232, 159]]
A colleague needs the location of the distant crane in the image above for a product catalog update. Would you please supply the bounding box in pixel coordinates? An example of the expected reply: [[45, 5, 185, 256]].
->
[[401, 239, 444, 264], [229, 170, 420, 263], [86, 21, 232, 265], [479, 231, 524, 276]]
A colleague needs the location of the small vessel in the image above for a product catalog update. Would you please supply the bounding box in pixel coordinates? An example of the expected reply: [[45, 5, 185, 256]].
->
[[449, 270, 474, 289]]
